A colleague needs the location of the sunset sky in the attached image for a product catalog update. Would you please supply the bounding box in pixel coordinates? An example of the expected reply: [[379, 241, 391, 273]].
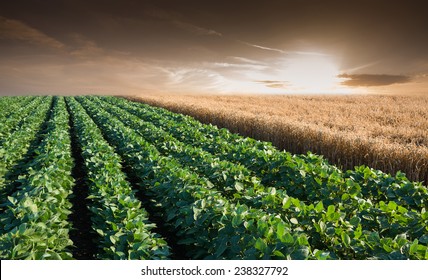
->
[[1, 0, 428, 95]]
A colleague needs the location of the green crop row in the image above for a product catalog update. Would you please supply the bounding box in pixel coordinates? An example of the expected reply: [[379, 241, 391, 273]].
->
[[0, 96, 34, 120], [88, 96, 264, 201], [66, 97, 170, 260], [0, 97, 75, 259], [0, 96, 41, 145], [78, 96, 349, 260], [0, 96, 52, 202]]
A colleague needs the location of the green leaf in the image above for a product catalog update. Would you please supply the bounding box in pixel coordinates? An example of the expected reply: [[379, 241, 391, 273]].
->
[[297, 235, 309, 246], [201, 199, 206, 209], [193, 207, 202, 220], [341, 193, 350, 201], [254, 238, 267, 252], [326, 227, 335, 236], [214, 240, 227, 257], [18, 223, 27, 235], [257, 220, 269, 235], [49, 252, 62, 260], [419, 235, 428, 244], [410, 240, 419, 254], [290, 218, 298, 225], [277, 223, 285, 239], [290, 246, 309, 259], [291, 198, 301, 208], [350, 216, 361, 226], [327, 205, 335, 215], [115, 251, 126, 259], [368, 232, 381, 243], [387, 201, 397, 211], [354, 224, 362, 239], [273, 250, 285, 258], [234, 182, 244, 192], [388, 251, 406, 260], [341, 232, 351, 248], [111, 222, 118, 232], [7, 196, 17, 205], [315, 201, 324, 212], [23, 198, 38, 213], [318, 221, 326, 233], [206, 181, 214, 188], [314, 250, 331, 260], [244, 220, 254, 229], [397, 206, 408, 214], [282, 233, 295, 244], [232, 215, 242, 227], [282, 197, 292, 210], [382, 242, 393, 253]]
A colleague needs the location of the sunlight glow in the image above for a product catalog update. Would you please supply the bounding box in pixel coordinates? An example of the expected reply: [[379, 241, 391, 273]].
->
[[221, 53, 359, 94], [282, 54, 348, 93]]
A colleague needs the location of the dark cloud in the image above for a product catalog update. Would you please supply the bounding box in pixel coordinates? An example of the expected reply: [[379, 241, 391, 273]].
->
[[0, 16, 65, 50], [339, 74, 412, 87], [1, 0, 428, 66]]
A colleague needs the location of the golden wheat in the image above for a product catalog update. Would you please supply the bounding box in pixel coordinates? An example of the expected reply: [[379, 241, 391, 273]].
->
[[127, 93, 428, 184]]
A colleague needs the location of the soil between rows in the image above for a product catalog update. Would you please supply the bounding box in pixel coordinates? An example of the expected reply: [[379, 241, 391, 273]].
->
[[66, 100, 98, 260]]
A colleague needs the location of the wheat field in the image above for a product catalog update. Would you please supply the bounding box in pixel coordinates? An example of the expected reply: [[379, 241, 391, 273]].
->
[[128, 94, 428, 184]]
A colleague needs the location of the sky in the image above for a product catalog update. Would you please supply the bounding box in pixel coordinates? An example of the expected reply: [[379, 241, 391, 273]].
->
[[1, 0, 428, 95]]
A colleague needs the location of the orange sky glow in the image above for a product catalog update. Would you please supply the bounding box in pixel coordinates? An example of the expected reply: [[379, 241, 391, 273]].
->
[[1, 0, 428, 96]]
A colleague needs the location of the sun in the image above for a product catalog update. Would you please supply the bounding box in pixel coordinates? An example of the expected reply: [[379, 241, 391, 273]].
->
[[283, 54, 344, 93], [216, 52, 356, 94]]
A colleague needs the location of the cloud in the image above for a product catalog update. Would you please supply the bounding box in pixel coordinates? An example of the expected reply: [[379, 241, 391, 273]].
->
[[220, 57, 269, 70], [163, 67, 226, 91], [144, 6, 222, 36], [239, 40, 287, 54], [0, 54, 172, 95], [293, 51, 331, 57], [171, 20, 222, 36], [68, 33, 105, 58], [0, 17, 107, 59], [341, 61, 381, 73], [212, 61, 267, 71], [0, 16, 65, 50], [256, 80, 289, 88], [238, 41, 329, 58], [229, 56, 265, 64], [338, 73, 412, 87]]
